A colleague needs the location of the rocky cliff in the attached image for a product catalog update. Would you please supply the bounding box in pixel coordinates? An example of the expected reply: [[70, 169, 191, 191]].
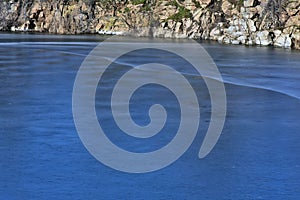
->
[[0, 0, 299, 49]]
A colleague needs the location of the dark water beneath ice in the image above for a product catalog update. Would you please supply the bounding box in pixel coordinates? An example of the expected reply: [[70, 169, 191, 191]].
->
[[0, 33, 299, 199]]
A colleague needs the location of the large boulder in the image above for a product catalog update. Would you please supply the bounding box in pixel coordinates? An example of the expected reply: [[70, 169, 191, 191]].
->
[[274, 33, 292, 48], [255, 31, 272, 46]]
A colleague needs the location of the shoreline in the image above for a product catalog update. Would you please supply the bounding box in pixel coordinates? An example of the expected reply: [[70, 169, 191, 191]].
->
[[1, 30, 299, 52]]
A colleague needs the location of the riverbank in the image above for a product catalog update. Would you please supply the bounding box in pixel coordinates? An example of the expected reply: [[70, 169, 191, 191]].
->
[[0, 0, 299, 49]]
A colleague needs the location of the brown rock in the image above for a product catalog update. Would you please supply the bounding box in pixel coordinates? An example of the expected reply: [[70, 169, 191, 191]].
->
[[285, 12, 300, 28], [222, 1, 233, 16], [292, 31, 300, 49]]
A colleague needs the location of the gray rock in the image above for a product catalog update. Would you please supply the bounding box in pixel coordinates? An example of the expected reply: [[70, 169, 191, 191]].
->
[[225, 26, 237, 35], [244, 0, 255, 8], [210, 27, 221, 40], [223, 37, 231, 44], [232, 40, 240, 45], [255, 31, 272, 46], [274, 34, 292, 48], [247, 19, 256, 32], [217, 35, 225, 43], [237, 35, 247, 44], [273, 30, 282, 38], [232, 31, 244, 38]]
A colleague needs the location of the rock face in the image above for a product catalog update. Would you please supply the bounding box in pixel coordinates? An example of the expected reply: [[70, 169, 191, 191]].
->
[[0, 0, 299, 49]]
